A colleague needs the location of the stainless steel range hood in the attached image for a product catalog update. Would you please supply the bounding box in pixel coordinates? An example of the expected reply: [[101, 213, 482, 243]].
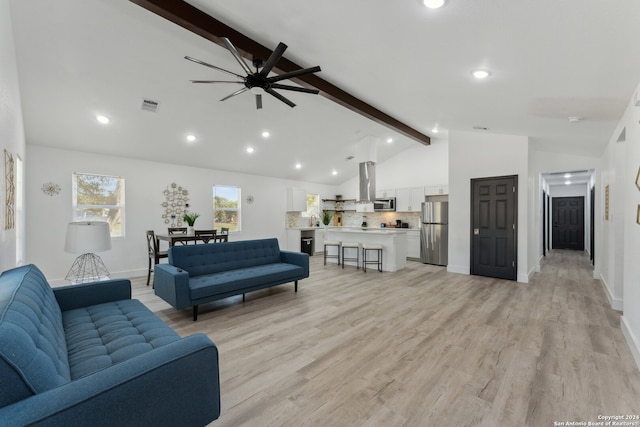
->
[[359, 161, 376, 203]]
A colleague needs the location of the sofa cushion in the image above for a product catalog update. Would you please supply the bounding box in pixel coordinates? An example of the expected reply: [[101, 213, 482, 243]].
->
[[63, 299, 180, 379], [0, 265, 70, 408], [189, 263, 304, 300], [170, 238, 282, 277]]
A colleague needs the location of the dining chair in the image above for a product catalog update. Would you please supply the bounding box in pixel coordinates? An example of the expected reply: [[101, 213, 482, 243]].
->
[[168, 227, 188, 245], [220, 227, 229, 234], [194, 229, 216, 244], [146, 230, 168, 287]]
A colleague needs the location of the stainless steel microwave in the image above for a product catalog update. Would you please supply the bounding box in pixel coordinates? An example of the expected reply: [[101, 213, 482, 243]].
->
[[374, 197, 396, 212]]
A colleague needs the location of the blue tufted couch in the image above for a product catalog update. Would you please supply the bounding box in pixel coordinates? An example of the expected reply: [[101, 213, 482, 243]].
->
[[0, 264, 220, 426], [154, 238, 309, 321]]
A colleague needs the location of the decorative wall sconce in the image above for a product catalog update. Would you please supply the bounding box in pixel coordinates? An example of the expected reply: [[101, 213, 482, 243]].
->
[[41, 181, 61, 196]]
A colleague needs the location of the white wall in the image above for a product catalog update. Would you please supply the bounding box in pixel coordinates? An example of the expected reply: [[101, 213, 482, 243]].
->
[[448, 130, 530, 282], [0, 0, 26, 271], [336, 137, 449, 198], [26, 145, 337, 284], [619, 85, 640, 368]]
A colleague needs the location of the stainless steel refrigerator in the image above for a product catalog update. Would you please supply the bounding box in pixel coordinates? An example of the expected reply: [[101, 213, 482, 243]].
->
[[420, 201, 448, 265]]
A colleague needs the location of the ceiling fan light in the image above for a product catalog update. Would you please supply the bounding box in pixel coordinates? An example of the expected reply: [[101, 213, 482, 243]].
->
[[423, 0, 445, 9]]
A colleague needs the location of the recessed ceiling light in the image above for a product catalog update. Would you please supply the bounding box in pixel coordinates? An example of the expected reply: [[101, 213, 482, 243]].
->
[[246, 147, 254, 153], [472, 70, 491, 79], [332, 170, 338, 176], [568, 116, 582, 123], [96, 115, 110, 124], [295, 163, 302, 169], [565, 180, 571, 185], [564, 173, 571, 178], [386, 138, 393, 143], [262, 131, 270, 138], [186, 134, 196, 142], [431, 126, 439, 133], [422, 0, 445, 8]]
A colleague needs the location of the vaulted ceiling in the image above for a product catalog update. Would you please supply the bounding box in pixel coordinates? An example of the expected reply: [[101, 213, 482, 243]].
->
[[9, 0, 640, 185]]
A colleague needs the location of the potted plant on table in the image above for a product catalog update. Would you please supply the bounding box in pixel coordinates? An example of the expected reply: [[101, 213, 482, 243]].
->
[[183, 212, 200, 234]]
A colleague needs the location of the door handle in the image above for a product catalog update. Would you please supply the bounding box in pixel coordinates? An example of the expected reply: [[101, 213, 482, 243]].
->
[[474, 228, 480, 235]]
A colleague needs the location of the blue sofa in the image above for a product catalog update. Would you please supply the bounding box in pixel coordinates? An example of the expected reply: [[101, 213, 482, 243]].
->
[[0, 264, 220, 426], [154, 238, 309, 320]]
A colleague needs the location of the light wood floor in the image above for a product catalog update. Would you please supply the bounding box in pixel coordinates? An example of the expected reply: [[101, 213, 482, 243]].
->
[[132, 250, 640, 426]]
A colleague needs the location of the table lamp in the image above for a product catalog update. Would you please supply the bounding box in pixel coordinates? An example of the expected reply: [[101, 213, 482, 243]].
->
[[64, 221, 112, 283]]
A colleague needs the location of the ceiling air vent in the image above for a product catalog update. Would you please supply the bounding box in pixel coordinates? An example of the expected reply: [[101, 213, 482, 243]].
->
[[140, 99, 159, 113]]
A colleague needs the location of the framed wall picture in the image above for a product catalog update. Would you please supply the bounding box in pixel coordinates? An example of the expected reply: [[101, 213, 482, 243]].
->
[[605, 184, 610, 221], [637, 204, 640, 225], [636, 166, 640, 192]]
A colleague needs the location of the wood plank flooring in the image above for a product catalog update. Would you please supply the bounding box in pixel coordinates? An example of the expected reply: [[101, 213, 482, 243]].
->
[[132, 250, 640, 426]]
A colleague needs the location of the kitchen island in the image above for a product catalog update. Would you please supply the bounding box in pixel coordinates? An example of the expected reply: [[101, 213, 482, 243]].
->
[[325, 228, 408, 272]]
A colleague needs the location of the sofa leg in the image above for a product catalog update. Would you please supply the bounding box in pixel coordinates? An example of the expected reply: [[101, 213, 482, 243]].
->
[[193, 305, 198, 321], [295, 280, 298, 292]]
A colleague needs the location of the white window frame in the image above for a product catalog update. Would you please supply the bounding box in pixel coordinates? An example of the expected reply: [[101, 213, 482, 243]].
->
[[72, 172, 125, 238], [213, 185, 241, 232]]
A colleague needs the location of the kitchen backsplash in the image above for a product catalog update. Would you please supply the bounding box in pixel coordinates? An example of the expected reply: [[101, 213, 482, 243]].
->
[[286, 211, 421, 229]]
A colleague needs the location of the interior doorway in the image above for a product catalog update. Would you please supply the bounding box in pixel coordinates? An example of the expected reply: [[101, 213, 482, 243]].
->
[[552, 196, 585, 250], [470, 175, 518, 281]]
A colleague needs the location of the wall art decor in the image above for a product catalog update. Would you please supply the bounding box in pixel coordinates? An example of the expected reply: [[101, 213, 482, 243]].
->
[[162, 182, 189, 226], [604, 184, 610, 221], [4, 150, 15, 230], [637, 204, 640, 225], [41, 181, 61, 196], [636, 166, 640, 192]]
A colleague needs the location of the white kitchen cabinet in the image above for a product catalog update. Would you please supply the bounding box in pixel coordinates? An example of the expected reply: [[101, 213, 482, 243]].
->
[[406, 230, 421, 259], [376, 188, 395, 198], [424, 184, 449, 196], [396, 187, 424, 212], [287, 187, 307, 211], [286, 228, 301, 251]]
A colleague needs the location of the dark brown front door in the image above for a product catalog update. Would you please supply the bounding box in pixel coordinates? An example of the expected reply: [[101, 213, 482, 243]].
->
[[471, 175, 517, 281], [552, 196, 584, 250]]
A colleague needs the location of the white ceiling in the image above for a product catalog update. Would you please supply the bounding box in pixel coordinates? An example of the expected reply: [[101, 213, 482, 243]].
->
[[9, 0, 640, 185]]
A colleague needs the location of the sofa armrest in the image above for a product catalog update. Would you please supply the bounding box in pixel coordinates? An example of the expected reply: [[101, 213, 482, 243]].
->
[[280, 250, 310, 278], [54, 279, 132, 311], [154, 264, 192, 310], [0, 334, 220, 427]]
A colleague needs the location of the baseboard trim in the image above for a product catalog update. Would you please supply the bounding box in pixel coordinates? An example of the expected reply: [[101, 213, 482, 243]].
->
[[599, 272, 623, 311], [621, 315, 640, 371], [446, 265, 469, 275]]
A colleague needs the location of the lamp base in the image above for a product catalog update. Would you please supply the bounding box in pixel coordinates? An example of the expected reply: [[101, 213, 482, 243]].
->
[[65, 253, 110, 284]]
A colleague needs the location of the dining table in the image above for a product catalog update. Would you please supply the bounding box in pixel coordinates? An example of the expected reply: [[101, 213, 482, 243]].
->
[[155, 232, 228, 247]]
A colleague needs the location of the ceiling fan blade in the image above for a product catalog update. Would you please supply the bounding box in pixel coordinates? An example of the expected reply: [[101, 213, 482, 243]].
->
[[220, 87, 249, 102], [190, 80, 244, 84], [267, 66, 321, 83], [184, 56, 245, 79], [220, 37, 253, 75], [258, 42, 287, 77], [265, 88, 296, 108], [256, 94, 262, 109], [270, 83, 320, 94]]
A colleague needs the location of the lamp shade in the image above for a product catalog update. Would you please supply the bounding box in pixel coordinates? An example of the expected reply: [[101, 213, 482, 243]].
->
[[64, 221, 112, 254]]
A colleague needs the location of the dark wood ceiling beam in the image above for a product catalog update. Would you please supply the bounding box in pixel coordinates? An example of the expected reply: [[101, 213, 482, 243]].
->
[[129, 0, 430, 146]]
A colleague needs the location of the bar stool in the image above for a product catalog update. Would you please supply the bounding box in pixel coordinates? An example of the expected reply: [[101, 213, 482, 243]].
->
[[362, 243, 383, 272], [341, 242, 360, 269], [324, 240, 341, 265]]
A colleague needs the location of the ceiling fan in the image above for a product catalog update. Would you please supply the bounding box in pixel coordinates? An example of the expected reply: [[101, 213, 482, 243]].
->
[[185, 37, 321, 109]]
